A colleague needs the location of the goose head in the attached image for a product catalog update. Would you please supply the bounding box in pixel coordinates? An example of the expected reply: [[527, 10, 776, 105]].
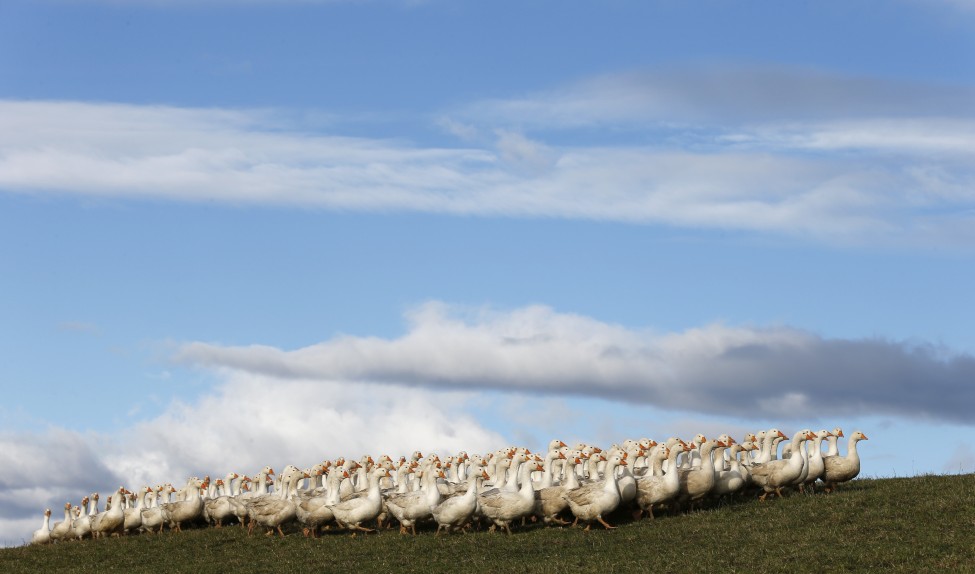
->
[[852, 431, 868, 441], [717, 434, 736, 446]]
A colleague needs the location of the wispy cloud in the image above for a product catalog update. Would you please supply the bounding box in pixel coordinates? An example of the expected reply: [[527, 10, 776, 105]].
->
[[2, 67, 975, 249], [177, 302, 975, 425], [451, 66, 975, 128]]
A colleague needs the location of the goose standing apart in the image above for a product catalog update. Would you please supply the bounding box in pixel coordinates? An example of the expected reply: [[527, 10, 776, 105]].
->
[[31, 509, 52, 545], [328, 467, 391, 534], [478, 460, 545, 534], [432, 470, 488, 535], [92, 487, 127, 538], [635, 444, 686, 520], [563, 454, 627, 530], [801, 430, 832, 493], [821, 431, 868, 493], [49, 502, 73, 542], [748, 431, 815, 501], [384, 467, 445, 535]]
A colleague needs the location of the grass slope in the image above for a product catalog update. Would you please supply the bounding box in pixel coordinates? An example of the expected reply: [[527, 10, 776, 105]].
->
[[4, 474, 974, 573]]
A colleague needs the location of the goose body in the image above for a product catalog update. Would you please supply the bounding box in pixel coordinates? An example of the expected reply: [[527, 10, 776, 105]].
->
[[69, 497, 93, 540], [532, 454, 581, 525], [91, 487, 126, 538], [49, 503, 73, 542], [328, 467, 390, 533], [748, 431, 814, 500], [478, 460, 544, 534], [677, 439, 724, 506], [31, 509, 52, 545], [821, 431, 868, 493], [635, 445, 683, 518], [431, 471, 486, 535], [801, 430, 831, 491], [563, 454, 626, 530], [124, 488, 149, 534], [162, 480, 204, 533], [296, 469, 345, 537], [384, 468, 444, 535], [250, 472, 302, 537]]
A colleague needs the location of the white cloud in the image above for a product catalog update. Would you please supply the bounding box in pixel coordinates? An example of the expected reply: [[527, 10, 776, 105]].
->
[[177, 302, 975, 425], [0, 372, 505, 545], [1, 95, 974, 248]]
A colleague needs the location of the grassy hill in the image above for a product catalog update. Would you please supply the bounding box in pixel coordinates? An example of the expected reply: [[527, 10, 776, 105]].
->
[[4, 474, 974, 573]]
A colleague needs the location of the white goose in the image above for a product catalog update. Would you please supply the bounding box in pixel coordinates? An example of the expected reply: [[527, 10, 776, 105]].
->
[[821, 431, 868, 493], [801, 430, 832, 492], [478, 459, 544, 534], [69, 496, 93, 540], [712, 444, 748, 498], [677, 439, 725, 509], [328, 467, 390, 534], [563, 453, 627, 530], [162, 478, 205, 533], [296, 468, 346, 537], [140, 485, 172, 534], [532, 452, 577, 525], [31, 508, 52, 545], [431, 469, 488, 535], [384, 467, 444, 535], [825, 427, 845, 457], [91, 486, 126, 538], [204, 473, 241, 528], [250, 471, 303, 537], [123, 487, 150, 534], [748, 430, 815, 500], [49, 502, 73, 542], [635, 444, 685, 519]]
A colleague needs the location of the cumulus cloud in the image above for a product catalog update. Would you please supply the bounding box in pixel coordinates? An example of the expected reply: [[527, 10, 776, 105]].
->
[[0, 373, 505, 545], [177, 302, 975, 425]]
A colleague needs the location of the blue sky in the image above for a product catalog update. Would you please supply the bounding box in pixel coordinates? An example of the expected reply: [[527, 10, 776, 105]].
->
[[2, 0, 975, 544]]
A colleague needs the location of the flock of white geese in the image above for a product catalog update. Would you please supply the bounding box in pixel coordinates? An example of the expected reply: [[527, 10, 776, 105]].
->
[[29, 427, 867, 543]]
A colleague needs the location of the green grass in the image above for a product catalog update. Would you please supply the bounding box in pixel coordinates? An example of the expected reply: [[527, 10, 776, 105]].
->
[[4, 474, 974, 573]]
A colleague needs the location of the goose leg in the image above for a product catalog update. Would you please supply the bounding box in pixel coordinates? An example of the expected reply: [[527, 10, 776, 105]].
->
[[596, 516, 616, 530]]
